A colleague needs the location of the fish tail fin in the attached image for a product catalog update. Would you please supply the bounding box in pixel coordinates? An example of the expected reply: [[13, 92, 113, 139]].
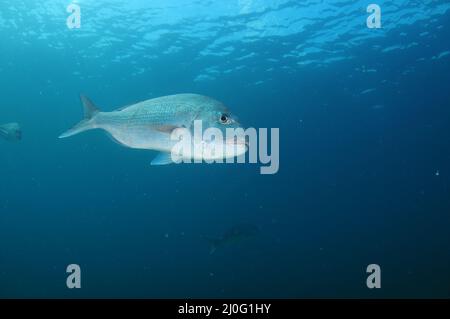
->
[[59, 94, 100, 139]]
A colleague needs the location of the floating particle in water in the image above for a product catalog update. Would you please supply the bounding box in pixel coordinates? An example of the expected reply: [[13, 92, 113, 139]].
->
[[435, 170, 440, 176]]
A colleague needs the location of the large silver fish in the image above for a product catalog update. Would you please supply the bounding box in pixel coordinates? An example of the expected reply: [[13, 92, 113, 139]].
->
[[59, 94, 247, 164], [0, 122, 22, 141]]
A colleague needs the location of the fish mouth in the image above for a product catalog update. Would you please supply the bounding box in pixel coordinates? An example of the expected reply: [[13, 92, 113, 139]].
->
[[225, 137, 248, 147]]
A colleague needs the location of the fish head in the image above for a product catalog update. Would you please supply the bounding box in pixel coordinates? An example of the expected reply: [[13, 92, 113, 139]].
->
[[194, 101, 248, 160]]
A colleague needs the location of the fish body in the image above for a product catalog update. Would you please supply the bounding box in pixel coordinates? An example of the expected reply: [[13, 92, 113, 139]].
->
[[0, 122, 22, 141], [59, 94, 247, 164]]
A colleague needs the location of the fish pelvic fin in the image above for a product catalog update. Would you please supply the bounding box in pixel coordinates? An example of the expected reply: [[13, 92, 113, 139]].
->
[[151, 152, 181, 166], [58, 94, 100, 139]]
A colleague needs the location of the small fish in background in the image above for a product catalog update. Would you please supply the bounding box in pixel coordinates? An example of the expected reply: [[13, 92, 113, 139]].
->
[[59, 94, 247, 165], [204, 223, 260, 255], [432, 50, 450, 60], [0, 122, 22, 141], [360, 88, 376, 95]]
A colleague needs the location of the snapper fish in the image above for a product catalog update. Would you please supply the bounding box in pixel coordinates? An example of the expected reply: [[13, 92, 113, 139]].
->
[[59, 94, 247, 164]]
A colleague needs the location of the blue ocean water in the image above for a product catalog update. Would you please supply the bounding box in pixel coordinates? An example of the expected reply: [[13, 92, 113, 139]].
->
[[1, 0, 450, 298]]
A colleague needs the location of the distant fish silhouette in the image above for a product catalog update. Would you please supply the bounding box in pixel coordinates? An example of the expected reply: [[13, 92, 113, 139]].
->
[[360, 88, 376, 95], [205, 224, 260, 254], [0, 123, 22, 141]]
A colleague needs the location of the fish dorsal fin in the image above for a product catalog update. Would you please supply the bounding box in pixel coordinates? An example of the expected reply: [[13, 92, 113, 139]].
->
[[115, 97, 149, 111], [116, 104, 134, 111], [80, 94, 100, 119], [151, 152, 177, 166]]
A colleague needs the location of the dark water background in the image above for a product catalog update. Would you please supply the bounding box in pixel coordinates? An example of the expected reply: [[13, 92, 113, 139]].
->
[[0, 1, 449, 298]]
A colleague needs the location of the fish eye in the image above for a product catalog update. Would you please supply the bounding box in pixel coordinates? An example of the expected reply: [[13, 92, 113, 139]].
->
[[220, 114, 230, 124]]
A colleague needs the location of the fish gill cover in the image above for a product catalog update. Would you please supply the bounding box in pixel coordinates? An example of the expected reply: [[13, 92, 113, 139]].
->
[[0, 0, 450, 298]]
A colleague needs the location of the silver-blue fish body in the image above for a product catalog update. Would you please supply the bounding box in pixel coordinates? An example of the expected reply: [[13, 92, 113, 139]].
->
[[59, 93, 247, 164]]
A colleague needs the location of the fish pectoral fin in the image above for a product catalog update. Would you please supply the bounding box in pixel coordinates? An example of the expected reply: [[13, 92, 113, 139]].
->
[[154, 124, 185, 134], [151, 152, 179, 166]]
